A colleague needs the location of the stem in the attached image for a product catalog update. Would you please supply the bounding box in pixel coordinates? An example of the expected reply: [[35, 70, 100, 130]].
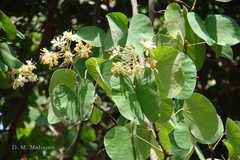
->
[[148, 0, 156, 23], [191, 0, 197, 10], [152, 123, 172, 160], [94, 104, 117, 125], [130, 0, 138, 16]]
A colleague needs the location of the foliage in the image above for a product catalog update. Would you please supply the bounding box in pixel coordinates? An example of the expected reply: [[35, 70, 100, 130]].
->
[[1, 0, 240, 159]]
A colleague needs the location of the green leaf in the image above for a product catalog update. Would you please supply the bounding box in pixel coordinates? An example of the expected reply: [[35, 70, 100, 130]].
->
[[153, 46, 197, 99], [183, 93, 219, 144], [211, 45, 233, 60], [106, 12, 128, 48], [90, 106, 102, 125], [0, 43, 22, 69], [111, 76, 144, 124], [47, 105, 61, 124], [206, 15, 240, 46], [78, 80, 95, 121], [183, 7, 205, 70], [135, 81, 173, 123], [223, 139, 240, 159], [164, 3, 185, 40], [104, 126, 135, 160], [0, 10, 17, 40], [49, 69, 77, 95], [86, 57, 111, 97], [187, 12, 215, 45], [216, 0, 232, 2], [126, 14, 154, 54], [0, 71, 11, 89], [0, 59, 8, 72], [226, 118, 240, 155], [173, 123, 193, 150], [77, 26, 105, 47], [52, 85, 79, 122]]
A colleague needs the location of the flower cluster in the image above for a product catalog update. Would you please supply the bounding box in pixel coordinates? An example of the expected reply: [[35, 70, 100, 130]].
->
[[40, 31, 92, 68], [110, 40, 157, 76], [11, 60, 37, 89]]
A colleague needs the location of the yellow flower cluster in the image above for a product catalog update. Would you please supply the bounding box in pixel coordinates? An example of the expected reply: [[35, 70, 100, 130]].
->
[[11, 60, 37, 89], [40, 31, 92, 68], [110, 40, 157, 76]]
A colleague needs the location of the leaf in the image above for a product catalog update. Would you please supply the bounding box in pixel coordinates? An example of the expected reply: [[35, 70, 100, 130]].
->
[[0, 71, 11, 89], [216, 0, 232, 2], [104, 126, 135, 160], [49, 69, 77, 95], [226, 118, 240, 155], [0, 10, 17, 40], [78, 79, 95, 121], [90, 106, 102, 125], [223, 139, 240, 159], [106, 12, 128, 48], [48, 69, 77, 123], [111, 76, 144, 124], [164, 3, 185, 40], [183, 7, 205, 70], [0, 43, 22, 69], [153, 46, 197, 99], [135, 81, 173, 123], [126, 14, 154, 54], [77, 26, 105, 47], [104, 124, 155, 160], [86, 57, 111, 97], [187, 12, 215, 45], [206, 15, 240, 46], [52, 85, 79, 122], [183, 93, 219, 144], [211, 45, 233, 60], [173, 123, 193, 150], [0, 58, 8, 72]]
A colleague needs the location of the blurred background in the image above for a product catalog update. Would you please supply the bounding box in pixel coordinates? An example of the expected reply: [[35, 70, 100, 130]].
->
[[0, 0, 240, 159]]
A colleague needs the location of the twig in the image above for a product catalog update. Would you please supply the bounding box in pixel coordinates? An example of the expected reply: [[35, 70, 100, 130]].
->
[[174, 0, 191, 9], [148, 0, 156, 23], [64, 122, 84, 160], [191, 0, 197, 10], [130, 0, 138, 16], [94, 105, 117, 125], [152, 123, 172, 160]]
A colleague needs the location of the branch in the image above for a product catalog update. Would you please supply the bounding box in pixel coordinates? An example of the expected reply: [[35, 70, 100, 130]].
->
[[94, 105, 117, 126], [152, 123, 172, 160], [130, 0, 138, 16], [64, 122, 84, 160], [148, 0, 156, 23]]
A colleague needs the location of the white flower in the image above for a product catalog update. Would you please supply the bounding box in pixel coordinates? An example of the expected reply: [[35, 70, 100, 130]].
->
[[63, 31, 81, 42], [63, 51, 74, 65], [141, 40, 156, 56], [110, 46, 121, 59], [51, 36, 67, 49]]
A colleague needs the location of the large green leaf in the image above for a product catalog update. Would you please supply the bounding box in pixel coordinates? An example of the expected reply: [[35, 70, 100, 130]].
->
[[0, 10, 17, 40], [52, 84, 79, 122], [85, 57, 111, 97], [106, 12, 128, 48], [111, 76, 144, 124], [49, 69, 77, 95], [187, 12, 215, 45], [126, 14, 154, 53], [206, 15, 240, 46], [104, 124, 154, 160], [226, 118, 240, 155], [77, 26, 105, 47], [173, 123, 193, 150], [223, 139, 240, 160], [135, 81, 173, 123], [183, 7, 205, 70], [0, 43, 22, 69], [104, 126, 135, 160], [153, 47, 197, 99], [78, 79, 95, 121], [164, 3, 185, 40], [183, 93, 219, 144]]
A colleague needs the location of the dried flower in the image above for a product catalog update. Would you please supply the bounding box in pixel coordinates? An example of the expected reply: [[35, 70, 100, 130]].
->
[[141, 40, 156, 56], [40, 48, 59, 68], [63, 31, 81, 42], [63, 51, 74, 65]]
